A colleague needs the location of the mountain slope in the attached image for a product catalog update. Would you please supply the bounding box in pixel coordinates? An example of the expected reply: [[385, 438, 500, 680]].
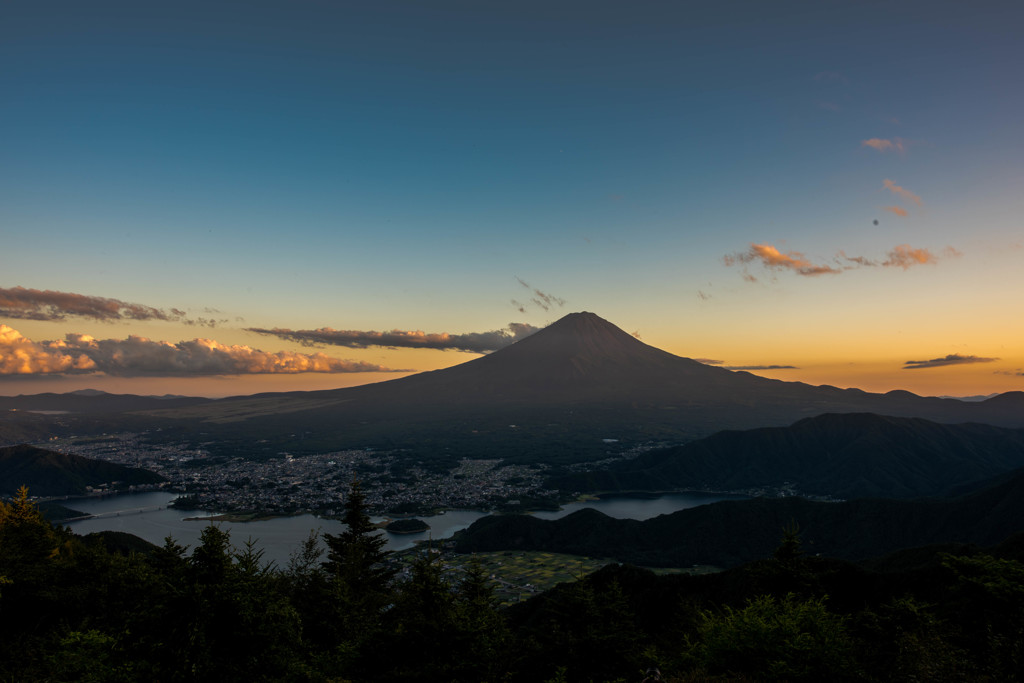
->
[[455, 465, 1024, 568], [8, 312, 1024, 462], [555, 413, 1024, 499]]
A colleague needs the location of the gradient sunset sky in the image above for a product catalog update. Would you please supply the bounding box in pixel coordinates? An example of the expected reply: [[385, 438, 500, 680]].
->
[[3, 1, 1023, 398]]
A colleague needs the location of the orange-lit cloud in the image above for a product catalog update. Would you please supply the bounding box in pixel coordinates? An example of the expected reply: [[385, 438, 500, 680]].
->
[[0, 325, 97, 374], [248, 322, 539, 354], [882, 244, 937, 269], [727, 241, 958, 280], [883, 206, 909, 217], [0, 325, 403, 377], [862, 138, 907, 153], [0, 286, 225, 326], [904, 354, 999, 370], [725, 364, 799, 370], [882, 179, 923, 207], [724, 244, 841, 276]]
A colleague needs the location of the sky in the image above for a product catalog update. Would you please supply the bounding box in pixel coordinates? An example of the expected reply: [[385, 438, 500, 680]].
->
[[2, 0, 1023, 399]]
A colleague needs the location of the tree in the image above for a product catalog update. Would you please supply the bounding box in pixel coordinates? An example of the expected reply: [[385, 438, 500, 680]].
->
[[686, 593, 856, 681], [452, 557, 514, 682], [385, 548, 459, 681], [322, 478, 393, 593], [318, 478, 395, 677]]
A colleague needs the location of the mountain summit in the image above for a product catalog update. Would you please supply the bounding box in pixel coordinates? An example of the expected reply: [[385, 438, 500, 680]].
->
[[390, 311, 721, 400]]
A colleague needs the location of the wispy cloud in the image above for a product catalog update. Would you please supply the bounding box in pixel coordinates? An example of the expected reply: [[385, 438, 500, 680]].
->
[[694, 358, 724, 365], [724, 364, 799, 371], [726, 242, 956, 280], [0, 325, 402, 377], [0, 286, 225, 327], [882, 206, 909, 217], [247, 322, 539, 354], [515, 277, 566, 312], [882, 244, 938, 269], [724, 244, 841, 276], [862, 138, 907, 154], [882, 179, 923, 207], [903, 354, 999, 370], [995, 369, 1024, 376]]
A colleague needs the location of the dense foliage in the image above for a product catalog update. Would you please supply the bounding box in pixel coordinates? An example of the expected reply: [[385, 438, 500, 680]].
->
[[457, 466, 1024, 567], [2, 485, 1024, 682]]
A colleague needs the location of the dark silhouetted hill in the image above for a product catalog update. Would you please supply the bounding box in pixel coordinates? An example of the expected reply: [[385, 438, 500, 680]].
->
[[0, 444, 165, 496], [554, 413, 1024, 499], [454, 465, 1024, 568], [0, 390, 211, 414]]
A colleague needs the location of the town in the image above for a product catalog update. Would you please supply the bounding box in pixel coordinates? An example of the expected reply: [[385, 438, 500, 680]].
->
[[40, 432, 562, 516]]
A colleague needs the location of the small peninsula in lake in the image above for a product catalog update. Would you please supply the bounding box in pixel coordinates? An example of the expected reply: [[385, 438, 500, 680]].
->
[[386, 518, 430, 534]]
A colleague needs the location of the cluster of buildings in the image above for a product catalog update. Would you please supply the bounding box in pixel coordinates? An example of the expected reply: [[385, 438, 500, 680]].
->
[[44, 433, 559, 515]]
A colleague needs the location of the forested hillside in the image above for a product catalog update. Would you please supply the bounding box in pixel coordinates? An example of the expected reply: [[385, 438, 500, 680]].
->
[[552, 413, 1024, 500], [458, 465, 1024, 567], [2, 484, 1023, 682]]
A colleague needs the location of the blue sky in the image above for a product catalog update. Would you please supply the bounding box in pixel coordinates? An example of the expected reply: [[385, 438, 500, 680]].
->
[[2, 1, 1023, 397]]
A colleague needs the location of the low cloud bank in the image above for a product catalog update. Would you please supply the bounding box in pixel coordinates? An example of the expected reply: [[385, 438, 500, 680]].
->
[[247, 322, 539, 354], [903, 354, 999, 370], [0, 325, 404, 377]]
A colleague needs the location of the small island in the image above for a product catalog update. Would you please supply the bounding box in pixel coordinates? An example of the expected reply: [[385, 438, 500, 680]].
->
[[385, 518, 430, 534]]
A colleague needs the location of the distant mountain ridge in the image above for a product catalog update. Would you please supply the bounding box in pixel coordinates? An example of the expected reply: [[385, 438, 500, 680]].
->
[[0, 391, 211, 414], [455, 464, 1024, 568], [554, 412, 1024, 499]]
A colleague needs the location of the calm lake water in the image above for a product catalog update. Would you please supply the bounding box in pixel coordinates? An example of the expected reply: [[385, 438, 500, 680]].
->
[[63, 490, 743, 567]]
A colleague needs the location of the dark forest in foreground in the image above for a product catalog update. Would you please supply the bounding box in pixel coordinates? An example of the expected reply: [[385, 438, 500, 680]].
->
[[3, 484, 1023, 683]]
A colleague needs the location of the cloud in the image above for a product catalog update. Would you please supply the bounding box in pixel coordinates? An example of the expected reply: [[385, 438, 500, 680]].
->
[[995, 369, 1024, 376], [694, 358, 724, 365], [724, 244, 841, 276], [903, 354, 999, 370], [0, 325, 98, 375], [837, 251, 877, 267], [882, 179, 923, 207], [0, 286, 225, 326], [882, 206, 909, 217], [862, 138, 907, 153], [727, 242, 957, 280], [724, 364, 799, 371], [0, 325, 403, 377], [882, 244, 937, 269], [247, 322, 540, 354], [516, 277, 566, 312]]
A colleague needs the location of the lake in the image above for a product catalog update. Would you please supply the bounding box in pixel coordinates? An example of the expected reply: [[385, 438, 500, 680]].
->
[[63, 490, 744, 567]]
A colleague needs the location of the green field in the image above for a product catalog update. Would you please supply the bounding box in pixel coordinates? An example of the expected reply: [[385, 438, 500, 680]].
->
[[395, 547, 720, 606]]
